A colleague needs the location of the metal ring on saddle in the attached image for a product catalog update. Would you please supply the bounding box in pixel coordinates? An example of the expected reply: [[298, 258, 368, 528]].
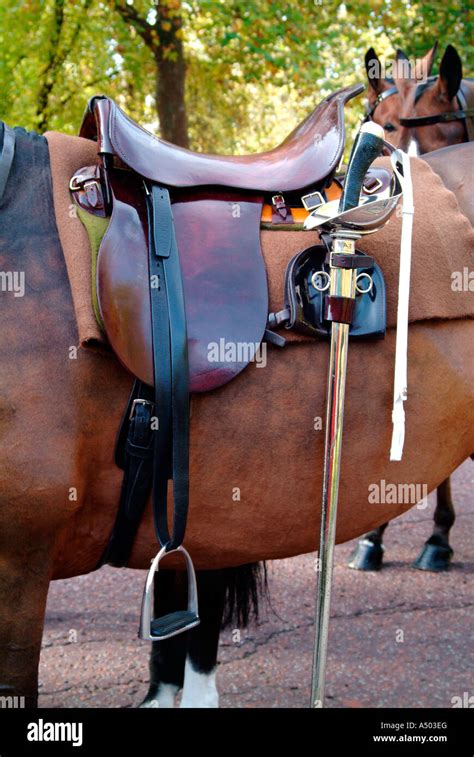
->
[[311, 270, 331, 292], [355, 272, 373, 294]]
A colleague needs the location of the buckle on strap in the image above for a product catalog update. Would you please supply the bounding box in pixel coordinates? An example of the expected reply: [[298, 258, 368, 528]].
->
[[139, 545, 200, 641], [69, 173, 100, 192], [129, 397, 154, 421], [301, 191, 324, 211], [362, 177, 383, 195], [271, 193, 286, 209]]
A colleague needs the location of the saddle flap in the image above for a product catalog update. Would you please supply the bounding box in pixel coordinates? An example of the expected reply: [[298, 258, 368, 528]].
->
[[95, 183, 269, 392]]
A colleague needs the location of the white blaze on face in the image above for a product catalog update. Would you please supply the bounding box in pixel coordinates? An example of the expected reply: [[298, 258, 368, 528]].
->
[[180, 657, 219, 708], [407, 139, 419, 156]]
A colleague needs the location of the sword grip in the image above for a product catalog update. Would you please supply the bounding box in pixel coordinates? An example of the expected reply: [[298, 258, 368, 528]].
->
[[339, 122, 385, 213]]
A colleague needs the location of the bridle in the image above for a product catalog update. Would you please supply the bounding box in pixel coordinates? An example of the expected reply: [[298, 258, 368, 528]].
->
[[399, 77, 474, 140], [366, 76, 474, 141], [364, 83, 398, 121], [366, 77, 474, 141]]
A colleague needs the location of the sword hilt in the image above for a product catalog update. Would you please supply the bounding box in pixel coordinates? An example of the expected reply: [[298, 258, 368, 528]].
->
[[339, 122, 385, 213]]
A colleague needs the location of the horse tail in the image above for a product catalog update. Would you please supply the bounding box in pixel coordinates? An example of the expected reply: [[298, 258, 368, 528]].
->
[[221, 562, 269, 629]]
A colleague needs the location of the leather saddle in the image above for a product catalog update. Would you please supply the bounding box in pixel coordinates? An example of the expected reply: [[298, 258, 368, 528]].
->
[[80, 83, 362, 193], [74, 83, 363, 392]]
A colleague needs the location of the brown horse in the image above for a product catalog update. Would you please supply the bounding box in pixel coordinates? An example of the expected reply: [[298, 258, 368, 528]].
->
[[364, 44, 438, 146], [352, 44, 474, 573], [395, 45, 474, 153], [365, 43, 474, 153], [0, 119, 473, 709]]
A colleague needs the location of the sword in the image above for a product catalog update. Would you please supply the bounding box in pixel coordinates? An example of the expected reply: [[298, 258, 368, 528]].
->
[[310, 122, 386, 707]]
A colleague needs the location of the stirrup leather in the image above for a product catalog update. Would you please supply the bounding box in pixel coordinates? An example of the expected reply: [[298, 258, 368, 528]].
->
[[139, 545, 200, 641]]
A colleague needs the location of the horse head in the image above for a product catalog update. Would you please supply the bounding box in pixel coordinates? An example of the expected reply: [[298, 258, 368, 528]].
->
[[395, 44, 473, 154], [365, 44, 438, 150]]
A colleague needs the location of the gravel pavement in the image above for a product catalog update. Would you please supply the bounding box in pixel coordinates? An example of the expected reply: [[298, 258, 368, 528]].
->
[[39, 460, 473, 708]]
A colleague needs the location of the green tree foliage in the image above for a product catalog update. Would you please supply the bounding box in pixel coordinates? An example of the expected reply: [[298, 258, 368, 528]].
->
[[0, 1, 471, 151]]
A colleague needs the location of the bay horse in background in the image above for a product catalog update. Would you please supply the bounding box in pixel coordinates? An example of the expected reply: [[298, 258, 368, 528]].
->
[[364, 42, 474, 152], [349, 42, 474, 572]]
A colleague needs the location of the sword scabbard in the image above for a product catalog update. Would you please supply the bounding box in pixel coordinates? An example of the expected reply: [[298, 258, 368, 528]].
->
[[311, 233, 358, 708]]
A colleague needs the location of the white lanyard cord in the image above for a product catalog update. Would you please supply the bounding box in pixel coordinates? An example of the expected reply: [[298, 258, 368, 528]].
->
[[389, 149, 414, 461]]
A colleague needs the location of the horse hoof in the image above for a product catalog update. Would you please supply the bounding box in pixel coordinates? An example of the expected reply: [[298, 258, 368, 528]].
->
[[412, 542, 453, 572], [347, 539, 384, 571]]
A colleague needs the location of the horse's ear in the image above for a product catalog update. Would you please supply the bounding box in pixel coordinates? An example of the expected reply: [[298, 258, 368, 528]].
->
[[415, 41, 438, 80], [365, 47, 383, 92], [396, 48, 410, 63], [437, 44, 462, 100], [392, 50, 413, 95]]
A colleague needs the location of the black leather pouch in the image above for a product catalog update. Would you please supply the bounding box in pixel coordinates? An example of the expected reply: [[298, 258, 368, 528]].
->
[[283, 244, 386, 339]]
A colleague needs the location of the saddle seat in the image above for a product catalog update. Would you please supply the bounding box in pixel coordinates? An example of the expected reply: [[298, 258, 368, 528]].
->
[[79, 84, 363, 192]]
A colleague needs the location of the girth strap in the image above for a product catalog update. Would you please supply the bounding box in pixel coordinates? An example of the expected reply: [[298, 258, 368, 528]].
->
[[101, 381, 155, 566], [0, 124, 16, 205], [147, 184, 190, 551]]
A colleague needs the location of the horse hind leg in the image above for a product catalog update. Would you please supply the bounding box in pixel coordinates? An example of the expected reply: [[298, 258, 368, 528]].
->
[[142, 564, 265, 709], [140, 569, 227, 709], [413, 477, 455, 571], [347, 523, 388, 571], [140, 569, 228, 709], [0, 543, 53, 708]]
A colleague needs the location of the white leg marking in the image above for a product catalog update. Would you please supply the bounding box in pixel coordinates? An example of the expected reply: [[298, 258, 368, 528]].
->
[[140, 683, 179, 709], [180, 657, 219, 708]]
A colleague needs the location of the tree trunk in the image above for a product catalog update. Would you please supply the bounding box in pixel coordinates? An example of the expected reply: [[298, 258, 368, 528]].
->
[[155, 3, 189, 148], [155, 49, 189, 148], [36, 0, 66, 131], [113, 0, 189, 147]]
